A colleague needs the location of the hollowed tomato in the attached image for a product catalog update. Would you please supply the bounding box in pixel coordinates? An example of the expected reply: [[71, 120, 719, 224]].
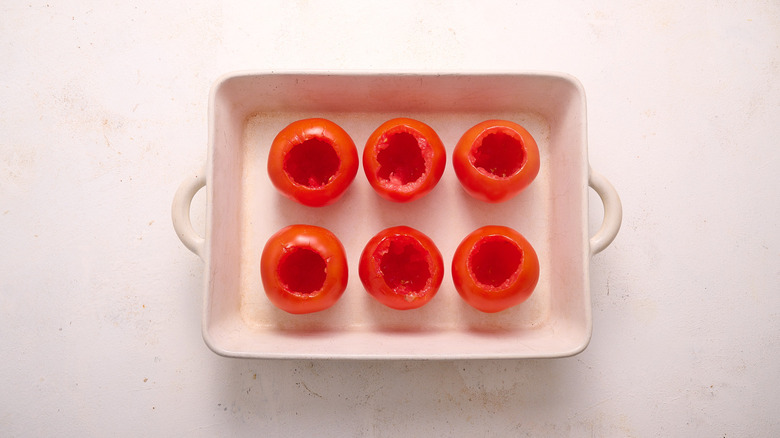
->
[[268, 118, 359, 207], [260, 224, 348, 314], [452, 225, 540, 313], [453, 120, 540, 203], [363, 118, 446, 202], [359, 226, 444, 310]]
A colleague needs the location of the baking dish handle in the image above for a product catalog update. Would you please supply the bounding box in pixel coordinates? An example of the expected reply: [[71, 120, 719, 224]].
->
[[588, 168, 622, 254], [171, 164, 207, 260]]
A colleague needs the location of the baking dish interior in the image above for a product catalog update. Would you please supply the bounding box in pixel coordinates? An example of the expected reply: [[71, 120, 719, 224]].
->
[[203, 73, 590, 359]]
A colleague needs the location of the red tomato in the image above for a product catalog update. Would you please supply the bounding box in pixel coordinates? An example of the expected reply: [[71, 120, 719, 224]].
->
[[363, 118, 446, 202], [268, 118, 359, 207], [453, 120, 540, 203], [260, 224, 348, 314], [359, 226, 444, 310], [452, 226, 540, 313]]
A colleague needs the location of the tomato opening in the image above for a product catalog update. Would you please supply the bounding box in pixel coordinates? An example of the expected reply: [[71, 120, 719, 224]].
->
[[278, 247, 327, 294], [284, 138, 340, 187], [376, 132, 426, 185], [378, 237, 430, 292], [472, 132, 526, 178], [469, 237, 523, 288]]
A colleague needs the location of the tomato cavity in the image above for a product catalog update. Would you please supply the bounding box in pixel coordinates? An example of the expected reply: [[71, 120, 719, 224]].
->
[[284, 138, 340, 187], [469, 237, 523, 288], [472, 132, 526, 178], [377, 132, 426, 186], [378, 237, 429, 293], [278, 247, 327, 294]]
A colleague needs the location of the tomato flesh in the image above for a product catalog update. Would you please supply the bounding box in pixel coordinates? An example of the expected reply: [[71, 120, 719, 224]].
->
[[268, 118, 358, 207], [261, 224, 348, 314], [278, 247, 327, 294], [469, 237, 522, 288], [376, 132, 426, 186], [284, 138, 340, 187], [453, 120, 540, 203], [452, 225, 540, 313], [359, 226, 444, 310], [363, 118, 446, 203], [472, 132, 526, 178], [377, 236, 430, 294]]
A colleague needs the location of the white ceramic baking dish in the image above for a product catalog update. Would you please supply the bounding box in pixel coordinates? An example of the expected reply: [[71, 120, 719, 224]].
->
[[172, 72, 621, 359]]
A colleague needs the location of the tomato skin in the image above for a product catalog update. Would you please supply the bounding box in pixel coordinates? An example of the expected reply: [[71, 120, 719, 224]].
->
[[452, 226, 540, 313], [453, 120, 540, 203], [359, 226, 444, 310], [260, 224, 348, 314], [268, 118, 359, 207], [363, 118, 446, 202]]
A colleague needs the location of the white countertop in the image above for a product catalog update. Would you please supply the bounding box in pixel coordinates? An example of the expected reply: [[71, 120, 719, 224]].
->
[[2, 1, 778, 436]]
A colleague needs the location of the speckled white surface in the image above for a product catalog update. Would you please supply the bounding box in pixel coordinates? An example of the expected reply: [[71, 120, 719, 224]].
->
[[1, 1, 779, 436]]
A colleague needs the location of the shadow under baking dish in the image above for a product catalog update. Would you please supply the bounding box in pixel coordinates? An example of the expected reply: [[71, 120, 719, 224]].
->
[[203, 73, 591, 359]]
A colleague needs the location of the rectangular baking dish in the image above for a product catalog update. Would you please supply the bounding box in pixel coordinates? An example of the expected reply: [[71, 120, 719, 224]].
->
[[172, 72, 621, 359]]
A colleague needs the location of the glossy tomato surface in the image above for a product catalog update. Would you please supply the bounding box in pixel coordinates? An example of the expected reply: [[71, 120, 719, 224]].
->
[[453, 120, 540, 203], [452, 226, 540, 313], [260, 224, 348, 314], [268, 118, 359, 207], [363, 118, 446, 202], [359, 226, 444, 310]]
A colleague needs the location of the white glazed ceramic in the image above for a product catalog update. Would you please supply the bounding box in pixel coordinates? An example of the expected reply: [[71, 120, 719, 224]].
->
[[172, 72, 622, 359]]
